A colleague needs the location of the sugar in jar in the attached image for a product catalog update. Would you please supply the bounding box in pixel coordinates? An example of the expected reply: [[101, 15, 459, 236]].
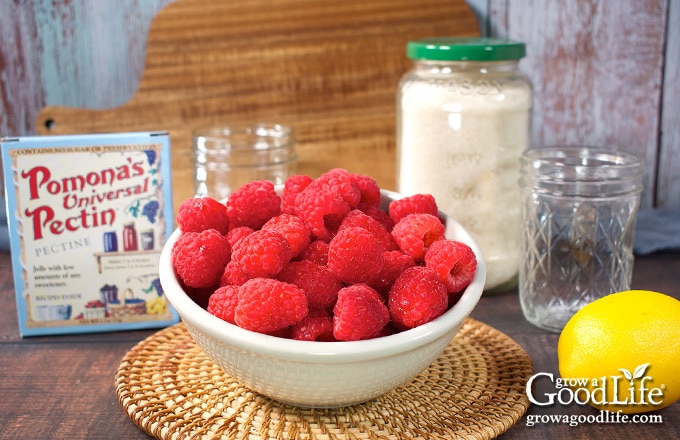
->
[[396, 37, 532, 292]]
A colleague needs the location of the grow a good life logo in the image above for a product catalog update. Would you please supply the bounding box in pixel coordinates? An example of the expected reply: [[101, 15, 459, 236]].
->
[[526, 363, 667, 414]]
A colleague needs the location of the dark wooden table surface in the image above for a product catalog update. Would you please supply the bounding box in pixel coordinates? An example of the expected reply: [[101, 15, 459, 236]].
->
[[1, 249, 678, 440]]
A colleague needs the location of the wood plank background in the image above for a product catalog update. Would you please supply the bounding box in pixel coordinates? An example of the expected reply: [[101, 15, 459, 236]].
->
[[29, 0, 481, 208], [1, 0, 678, 210]]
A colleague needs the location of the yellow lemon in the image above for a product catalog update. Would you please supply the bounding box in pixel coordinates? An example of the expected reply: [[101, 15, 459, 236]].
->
[[557, 290, 680, 414]]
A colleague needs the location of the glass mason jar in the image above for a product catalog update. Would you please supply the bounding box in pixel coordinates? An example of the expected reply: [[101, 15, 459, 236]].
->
[[396, 37, 533, 292], [193, 124, 297, 200], [518, 146, 644, 332]]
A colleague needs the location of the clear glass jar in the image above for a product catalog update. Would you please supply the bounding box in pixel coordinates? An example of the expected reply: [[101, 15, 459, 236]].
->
[[518, 146, 643, 332], [396, 37, 532, 292], [193, 124, 297, 200]]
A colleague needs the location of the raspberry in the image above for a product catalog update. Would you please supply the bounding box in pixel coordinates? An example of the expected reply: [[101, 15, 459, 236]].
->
[[350, 173, 381, 207], [388, 194, 439, 224], [262, 213, 311, 258], [424, 239, 477, 298], [297, 240, 329, 266], [368, 250, 416, 297], [278, 260, 343, 311], [207, 285, 239, 324], [391, 213, 445, 261], [235, 278, 308, 334], [226, 180, 281, 229], [327, 226, 384, 284], [388, 266, 448, 330], [289, 309, 335, 341], [231, 229, 292, 278], [172, 229, 231, 288], [219, 260, 250, 286], [339, 209, 397, 252], [333, 284, 390, 341], [294, 188, 350, 242], [357, 203, 394, 232], [282, 174, 313, 214], [176, 197, 229, 235], [226, 226, 254, 248], [310, 168, 362, 208]]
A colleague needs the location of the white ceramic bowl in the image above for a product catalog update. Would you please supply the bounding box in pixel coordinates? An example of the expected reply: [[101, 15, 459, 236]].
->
[[159, 190, 486, 407]]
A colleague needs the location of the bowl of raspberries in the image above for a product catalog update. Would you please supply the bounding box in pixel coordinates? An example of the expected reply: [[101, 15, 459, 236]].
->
[[159, 168, 486, 407]]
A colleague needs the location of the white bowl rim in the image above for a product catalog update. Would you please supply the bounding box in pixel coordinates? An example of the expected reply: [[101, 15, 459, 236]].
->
[[159, 190, 486, 363]]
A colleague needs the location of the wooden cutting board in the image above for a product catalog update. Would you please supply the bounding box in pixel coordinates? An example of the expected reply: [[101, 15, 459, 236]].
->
[[36, 0, 479, 209]]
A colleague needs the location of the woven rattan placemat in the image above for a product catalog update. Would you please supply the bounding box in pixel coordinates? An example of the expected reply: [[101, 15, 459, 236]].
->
[[115, 318, 533, 439]]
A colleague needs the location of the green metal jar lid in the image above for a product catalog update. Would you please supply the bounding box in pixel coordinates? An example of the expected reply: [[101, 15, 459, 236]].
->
[[407, 37, 526, 61]]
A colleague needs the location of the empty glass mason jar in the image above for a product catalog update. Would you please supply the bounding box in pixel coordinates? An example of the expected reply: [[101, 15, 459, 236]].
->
[[396, 37, 532, 292], [193, 124, 297, 200], [518, 146, 644, 332]]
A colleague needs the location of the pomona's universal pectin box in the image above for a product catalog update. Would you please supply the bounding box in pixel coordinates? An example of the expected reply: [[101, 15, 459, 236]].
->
[[1, 132, 179, 336]]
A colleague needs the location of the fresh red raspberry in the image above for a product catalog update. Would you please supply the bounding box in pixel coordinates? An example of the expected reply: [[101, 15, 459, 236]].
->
[[333, 284, 390, 341], [357, 203, 394, 232], [424, 239, 477, 299], [297, 240, 329, 266], [226, 180, 281, 229], [368, 250, 416, 297], [262, 213, 312, 258], [231, 229, 292, 278], [172, 229, 231, 289], [207, 285, 239, 324], [388, 194, 439, 224], [310, 168, 362, 209], [282, 174, 313, 214], [339, 209, 397, 252], [350, 173, 381, 207], [289, 309, 335, 341], [176, 197, 229, 235], [391, 213, 445, 261], [277, 260, 343, 311], [226, 226, 254, 248], [294, 189, 350, 242], [235, 278, 308, 334], [327, 226, 384, 284], [388, 266, 448, 330], [219, 260, 250, 286]]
